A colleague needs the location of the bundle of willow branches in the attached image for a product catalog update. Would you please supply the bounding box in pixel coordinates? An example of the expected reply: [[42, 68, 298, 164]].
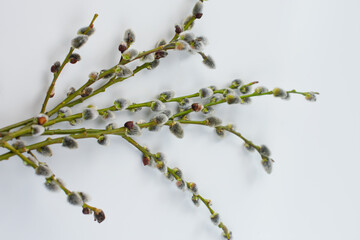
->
[[0, 1, 318, 239]]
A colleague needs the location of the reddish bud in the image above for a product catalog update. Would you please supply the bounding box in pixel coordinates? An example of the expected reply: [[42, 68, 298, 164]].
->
[[191, 103, 203, 112], [118, 43, 127, 53], [70, 53, 81, 60], [50, 65, 57, 73], [94, 208, 105, 223], [50, 61, 61, 73], [195, 13, 203, 19], [37, 117, 47, 125], [155, 51, 168, 59], [69, 53, 81, 64], [82, 207, 91, 215], [80, 87, 93, 97], [70, 58, 78, 64], [124, 121, 134, 130], [142, 156, 150, 166], [175, 25, 182, 34]]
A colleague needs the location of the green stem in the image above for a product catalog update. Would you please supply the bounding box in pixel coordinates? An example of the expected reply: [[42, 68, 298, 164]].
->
[[0, 117, 33, 133], [196, 194, 214, 214], [1, 126, 32, 142], [2, 139, 102, 221], [120, 43, 175, 65], [1, 86, 314, 142], [218, 125, 260, 151], [47, 175, 71, 195], [40, 14, 98, 114], [1, 141, 37, 168], [120, 135, 231, 239], [121, 135, 148, 154], [170, 88, 318, 120], [168, 93, 200, 102], [64, 45, 174, 109], [40, 47, 74, 113], [0, 127, 127, 160], [44, 40, 171, 117], [47, 172, 101, 215], [177, 120, 207, 125], [0, 3, 205, 132]]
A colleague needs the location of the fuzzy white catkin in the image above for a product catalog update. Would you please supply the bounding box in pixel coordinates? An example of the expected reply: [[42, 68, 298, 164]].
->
[[12, 140, 25, 149], [116, 65, 133, 78], [71, 35, 88, 49], [59, 107, 72, 117], [161, 109, 172, 117], [82, 108, 99, 120], [151, 100, 165, 112], [169, 122, 184, 138], [122, 49, 138, 60], [35, 164, 52, 177], [103, 110, 115, 120], [206, 117, 222, 127], [154, 114, 169, 125], [128, 124, 142, 136], [62, 136, 78, 149], [36, 145, 53, 157], [124, 29, 135, 44], [44, 179, 60, 191], [31, 125, 45, 136], [67, 192, 83, 205], [97, 135, 110, 146], [141, 53, 155, 63], [114, 98, 130, 110], [159, 91, 175, 101], [199, 87, 213, 98], [203, 55, 215, 69], [261, 156, 273, 174], [192, 1, 203, 15]]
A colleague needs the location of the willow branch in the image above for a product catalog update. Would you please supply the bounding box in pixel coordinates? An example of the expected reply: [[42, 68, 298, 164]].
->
[[121, 135, 232, 239], [40, 14, 98, 114]]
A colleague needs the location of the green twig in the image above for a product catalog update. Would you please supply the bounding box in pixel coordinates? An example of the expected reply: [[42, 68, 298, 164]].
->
[[121, 135, 232, 239], [40, 14, 98, 114], [1, 141, 37, 168]]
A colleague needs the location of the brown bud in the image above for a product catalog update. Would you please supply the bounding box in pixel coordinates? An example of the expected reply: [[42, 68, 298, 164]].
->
[[67, 87, 76, 96], [155, 51, 168, 59], [94, 208, 105, 223], [191, 103, 203, 112], [124, 121, 134, 130], [81, 87, 93, 97], [37, 116, 47, 125], [50, 61, 61, 73], [118, 43, 127, 53], [195, 13, 203, 19], [50, 65, 57, 73], [142, 156, 150, 166], [175, 25, 182, 34], [69, 58, 78, 64], [69, 53, 81, 64], [82, 207, 91, 215]]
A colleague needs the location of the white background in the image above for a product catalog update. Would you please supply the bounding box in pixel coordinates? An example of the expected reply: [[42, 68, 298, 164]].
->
[[0, 0, 359, 239]]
